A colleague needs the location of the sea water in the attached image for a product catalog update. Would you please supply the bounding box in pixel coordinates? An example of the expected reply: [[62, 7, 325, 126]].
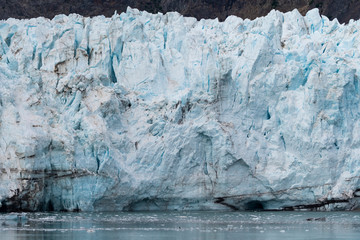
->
[[1, 211, 360, 239]]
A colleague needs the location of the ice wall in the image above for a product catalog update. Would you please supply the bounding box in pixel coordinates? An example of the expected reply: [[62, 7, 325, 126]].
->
[[0, 7, 360, 211]]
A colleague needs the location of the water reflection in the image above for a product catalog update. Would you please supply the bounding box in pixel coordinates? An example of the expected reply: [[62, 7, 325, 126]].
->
[[0, 211, 360, 240]]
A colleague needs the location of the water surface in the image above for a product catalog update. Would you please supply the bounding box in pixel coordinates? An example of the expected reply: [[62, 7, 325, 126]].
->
[[1, 211, 360, 239]]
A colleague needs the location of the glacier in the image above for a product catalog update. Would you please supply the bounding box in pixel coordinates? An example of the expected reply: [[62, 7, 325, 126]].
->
[[0, 7, 360, 211]]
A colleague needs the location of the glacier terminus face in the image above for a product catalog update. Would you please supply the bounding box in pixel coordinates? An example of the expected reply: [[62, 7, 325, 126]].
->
[[0, 7, 360, 211]]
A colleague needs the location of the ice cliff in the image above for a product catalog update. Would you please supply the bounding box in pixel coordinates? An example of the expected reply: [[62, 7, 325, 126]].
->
[[1, 7, 360, 211]]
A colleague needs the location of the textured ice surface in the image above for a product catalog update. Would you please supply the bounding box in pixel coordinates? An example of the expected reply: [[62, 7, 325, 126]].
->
[[0, 7, 360, 211]]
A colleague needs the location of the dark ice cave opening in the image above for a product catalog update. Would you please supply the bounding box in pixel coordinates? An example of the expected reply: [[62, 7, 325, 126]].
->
[[245, 201, 264, 211]]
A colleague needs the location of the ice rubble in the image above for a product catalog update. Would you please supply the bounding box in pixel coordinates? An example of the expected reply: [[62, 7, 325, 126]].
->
[[0, 7, 360, 211]]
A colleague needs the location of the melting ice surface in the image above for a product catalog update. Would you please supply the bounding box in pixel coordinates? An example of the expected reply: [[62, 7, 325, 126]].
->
[[1, 7, 360, 211], [1, 211, 360, 240]]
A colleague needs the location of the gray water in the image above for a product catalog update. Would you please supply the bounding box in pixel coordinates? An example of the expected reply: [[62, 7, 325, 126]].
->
[[1, 211, 360, 239]]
